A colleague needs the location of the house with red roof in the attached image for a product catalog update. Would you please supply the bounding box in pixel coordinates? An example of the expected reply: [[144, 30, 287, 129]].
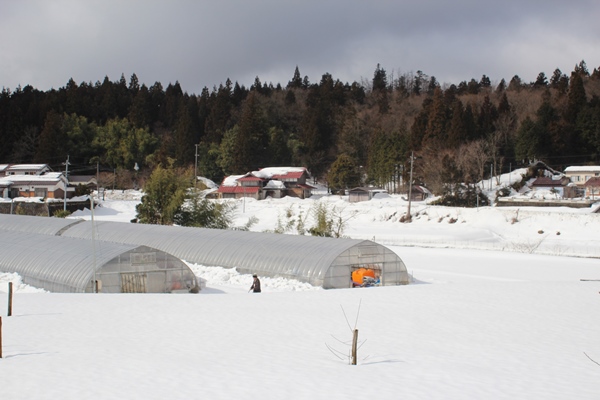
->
[[584, 176, 600, 199], [217, 167, 314, 200]]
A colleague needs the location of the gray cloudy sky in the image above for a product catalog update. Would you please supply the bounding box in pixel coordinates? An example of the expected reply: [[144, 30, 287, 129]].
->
[[2, 1, 599, 93]]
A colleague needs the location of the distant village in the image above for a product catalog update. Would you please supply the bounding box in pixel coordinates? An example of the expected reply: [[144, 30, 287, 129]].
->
[[1, 162, 599, 214]]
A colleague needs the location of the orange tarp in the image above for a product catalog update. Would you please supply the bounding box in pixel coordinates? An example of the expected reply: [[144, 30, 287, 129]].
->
[[352, 268, 375, 285]]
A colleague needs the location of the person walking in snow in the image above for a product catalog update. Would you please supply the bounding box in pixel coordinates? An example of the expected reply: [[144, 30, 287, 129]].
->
[[250, 274, 261, 293]]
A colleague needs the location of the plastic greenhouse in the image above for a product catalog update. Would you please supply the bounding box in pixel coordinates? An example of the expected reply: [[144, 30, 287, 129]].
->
[[0, 214, 410, 289], [0, 230, 198, 293]]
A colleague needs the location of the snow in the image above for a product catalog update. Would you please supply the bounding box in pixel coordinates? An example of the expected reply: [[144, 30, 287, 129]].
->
[[564, 165, 600, 172], [2, 175, 600, 399], [252, 166, 306, 179], [220, 174, 245, 186]]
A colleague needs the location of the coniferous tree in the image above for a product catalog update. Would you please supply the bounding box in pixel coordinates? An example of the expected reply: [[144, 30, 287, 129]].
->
[[204, 80, 233, 143], [128, 73, 140, 94], [410, 97, 432, 150], [236, 91, 268, 171], [480, 75, 491, 88], [97, 76, 118, 123], [128, 84, 152, 128], [534, 72, 548, 88], [577, 99, 600, 158], [574, 60, 589, 77], [477, 95, 498, 139], [550, 68, 569, 94], [173, 96, 199, 166], [217, 125, 239, 175], [427, 76, 440, 96], [328, 153, 360, 194], [268, 126, 292, 166], [301, 74, 337, 176], [515, 116, 541, 162], [64, 78, 80, 115], [287, 66, 304, 89], [508, 75, 523, 92], [163, 82, 184, 128], [62, 113, 97, 164], [495, 79, 507, 94], [232, 81, 247, 106], [497, 93, 511, 115], [565, 72, 587, 124], [372, 64, 389, 113], [463, 103, 477, 142], [447, 100, 466, 148], [424, 87, 448, 146], [34, 111, 65, 163]]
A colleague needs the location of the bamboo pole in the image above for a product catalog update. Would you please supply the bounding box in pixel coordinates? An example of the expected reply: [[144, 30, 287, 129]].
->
[[351, 329, 358, 365], [8, 282, 13, 317]]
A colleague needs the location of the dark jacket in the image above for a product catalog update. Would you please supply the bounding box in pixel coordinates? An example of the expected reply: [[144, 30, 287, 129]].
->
[[251, 277, 261, 293]]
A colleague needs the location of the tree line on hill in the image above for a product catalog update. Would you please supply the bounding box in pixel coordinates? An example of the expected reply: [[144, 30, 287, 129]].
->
[[1, 60, 600, 196]]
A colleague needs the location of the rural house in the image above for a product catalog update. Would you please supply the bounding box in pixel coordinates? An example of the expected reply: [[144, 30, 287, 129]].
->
[[348, 187, 387, 203], [584, 177, 600, 199], [530, 176, 573, 198], [217, 167, 314, 200], [0, 164, 70, 199], [408, 185, 431, 201], [564, 166, 600, 197]]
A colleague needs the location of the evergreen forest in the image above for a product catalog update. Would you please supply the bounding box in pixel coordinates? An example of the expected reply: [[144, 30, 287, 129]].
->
[[2, 61, 600, 195]]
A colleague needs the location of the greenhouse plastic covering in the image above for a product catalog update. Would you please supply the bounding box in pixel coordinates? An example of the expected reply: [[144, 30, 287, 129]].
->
[[0, 214, 409, 289], [0, 229, 197, 293]]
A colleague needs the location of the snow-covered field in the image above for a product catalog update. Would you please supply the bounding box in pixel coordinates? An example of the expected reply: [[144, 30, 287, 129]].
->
[[1, 174, 600, 399]]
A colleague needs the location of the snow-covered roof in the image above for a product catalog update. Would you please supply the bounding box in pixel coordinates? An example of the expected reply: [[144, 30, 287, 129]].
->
[[252, 167, 307, 179], [264, 180, 286, 189], [220, 175, 244, 187], [6, 164, 49, 171], [564, 166, 600, 173], [0, 172, 65, 185], [220, 168, 309, 188], [198, 177, 219, 189], [350, 187, 387, 193]]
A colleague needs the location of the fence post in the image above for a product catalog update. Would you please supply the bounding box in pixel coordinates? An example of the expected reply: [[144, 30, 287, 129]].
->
[[351, 329, 358, 365], [8, 282, 13, 317]]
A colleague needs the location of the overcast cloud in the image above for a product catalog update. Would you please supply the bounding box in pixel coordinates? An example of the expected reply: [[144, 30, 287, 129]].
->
[[2, 1, 599, 94]]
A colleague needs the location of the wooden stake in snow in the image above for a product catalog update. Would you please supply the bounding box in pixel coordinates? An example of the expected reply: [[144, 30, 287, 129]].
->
[[351, 329, 358, 365], [8, 282, 13, 317]]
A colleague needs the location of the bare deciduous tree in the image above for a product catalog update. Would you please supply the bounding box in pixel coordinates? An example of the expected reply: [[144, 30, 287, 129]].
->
[[457, 139, 489, 184]]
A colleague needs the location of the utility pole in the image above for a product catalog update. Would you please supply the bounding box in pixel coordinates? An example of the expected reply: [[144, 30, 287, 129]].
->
[[96, 161, 100, 198], [63, 155, 70, 211], [194, 144, 199, 192], [406, 151, 415, 223]]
